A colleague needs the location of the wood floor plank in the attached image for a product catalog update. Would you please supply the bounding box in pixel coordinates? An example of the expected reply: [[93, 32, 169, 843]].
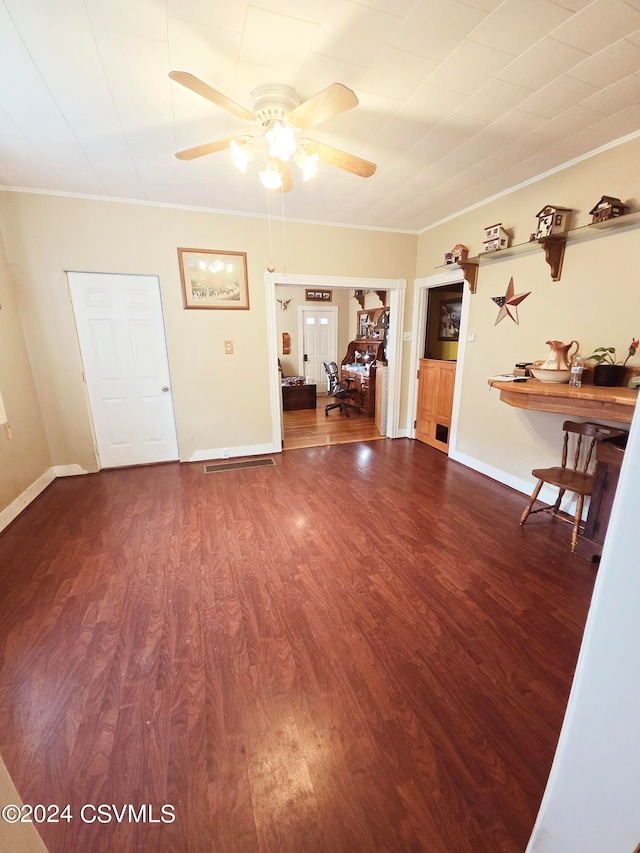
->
[[0, 440, 596, 852]]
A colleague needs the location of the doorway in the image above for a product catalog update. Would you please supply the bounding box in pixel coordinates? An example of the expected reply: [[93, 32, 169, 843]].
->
[[407, 268, 470, 458], [416, 283, 463, 453], [287, 294, 379, 450], [67, 272, 179, 469], [267, 273, 407, 453]]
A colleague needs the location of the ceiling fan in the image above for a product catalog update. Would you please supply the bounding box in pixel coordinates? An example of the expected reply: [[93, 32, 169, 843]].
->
[[169, 71, 377, 192]]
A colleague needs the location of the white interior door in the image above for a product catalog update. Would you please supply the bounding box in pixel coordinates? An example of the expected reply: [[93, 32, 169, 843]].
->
[[298, 306, 338, 391], [67, 272, 179, 468]]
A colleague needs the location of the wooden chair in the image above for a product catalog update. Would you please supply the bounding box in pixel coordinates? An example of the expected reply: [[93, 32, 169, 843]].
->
[[519, 420, 627, 552]]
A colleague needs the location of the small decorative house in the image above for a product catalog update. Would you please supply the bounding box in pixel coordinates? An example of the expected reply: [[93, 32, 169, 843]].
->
[[535, 205, 572, 239], [451, 244, 469, 263], [589, 195, 628, 223], [445, 244, 469, 264], [483, 223, 510, 252]]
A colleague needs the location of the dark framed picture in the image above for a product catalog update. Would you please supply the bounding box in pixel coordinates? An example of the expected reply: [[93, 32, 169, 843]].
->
[[305, 288, 332, 302], [178, 248, 249, 309], [438, 298, 461, 341], [358, 310, 370, 338]]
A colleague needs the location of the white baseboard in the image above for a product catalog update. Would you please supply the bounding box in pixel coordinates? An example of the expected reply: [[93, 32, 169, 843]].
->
[[0, 464, 92, 533], [187, 442, 279, 463], [0, 468, 56, 533], [449, 449, 534, 497], [53, 464, 88, 477], [449, 449, 584, 516]]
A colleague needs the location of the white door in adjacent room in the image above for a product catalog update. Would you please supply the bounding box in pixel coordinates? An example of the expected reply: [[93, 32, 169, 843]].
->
[[67, 271, 179, 468], [299, 306, 338, 390]]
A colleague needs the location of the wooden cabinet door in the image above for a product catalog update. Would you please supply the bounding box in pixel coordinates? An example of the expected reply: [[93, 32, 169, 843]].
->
[[416, 359, 456, 452]]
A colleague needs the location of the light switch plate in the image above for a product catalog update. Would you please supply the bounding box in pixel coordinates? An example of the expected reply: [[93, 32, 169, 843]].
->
[[224, 340, 233, 354]]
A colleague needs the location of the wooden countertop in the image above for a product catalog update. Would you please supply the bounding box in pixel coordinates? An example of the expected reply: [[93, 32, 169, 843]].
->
[[488, 377, 638, 424]]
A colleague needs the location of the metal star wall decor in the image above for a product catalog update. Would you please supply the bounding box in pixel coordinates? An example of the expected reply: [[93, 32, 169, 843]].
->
[[492, 277, 531, 325]]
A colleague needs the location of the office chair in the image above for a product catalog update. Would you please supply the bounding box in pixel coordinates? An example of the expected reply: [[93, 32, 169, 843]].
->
[[323, 361, 359, 417], [519, 420, 627, 552]]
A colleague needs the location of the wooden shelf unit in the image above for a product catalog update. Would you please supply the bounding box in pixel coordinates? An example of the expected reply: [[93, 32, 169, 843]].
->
[[439, 210, 640, 291], [488, 377, 637, 424]]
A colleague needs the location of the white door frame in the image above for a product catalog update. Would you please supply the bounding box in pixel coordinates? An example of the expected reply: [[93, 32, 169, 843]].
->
[[266, 272, 407, 453], [297, 305, 338, 387], [406, 268, 471, 456]]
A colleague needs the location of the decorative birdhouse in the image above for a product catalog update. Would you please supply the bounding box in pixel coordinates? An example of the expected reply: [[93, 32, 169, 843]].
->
[[451, 244, 469, 263], [589, 195, 628, 223], [535, 205, 571, 239], [483, 223, 510, 252]]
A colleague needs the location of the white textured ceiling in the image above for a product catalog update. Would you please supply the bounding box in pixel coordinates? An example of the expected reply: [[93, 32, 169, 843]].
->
[[1, 0, 640, 232]]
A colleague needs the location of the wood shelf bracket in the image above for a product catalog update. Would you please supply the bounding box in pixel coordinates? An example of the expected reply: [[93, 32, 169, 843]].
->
[[354, 288, 388, 307], [539, 237, 567, 282], [459, 261, 478, 294]]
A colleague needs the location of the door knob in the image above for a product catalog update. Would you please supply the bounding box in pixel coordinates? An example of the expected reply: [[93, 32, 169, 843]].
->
[[161, 385, 170, 392]]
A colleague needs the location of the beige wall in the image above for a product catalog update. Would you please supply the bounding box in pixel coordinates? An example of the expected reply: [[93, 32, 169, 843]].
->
[[0, 191, 416, 514], [0, 224, 51, 514], [417, 135, 640, 490]]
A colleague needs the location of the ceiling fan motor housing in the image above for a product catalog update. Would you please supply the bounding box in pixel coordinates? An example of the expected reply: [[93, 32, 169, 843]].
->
[[250, 84, 301, 127]]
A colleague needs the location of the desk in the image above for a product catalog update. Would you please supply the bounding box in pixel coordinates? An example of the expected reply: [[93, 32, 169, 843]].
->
[[282, 383, 316, 411], [576, 433, 628, 562], [340, 339, 385, 417], [340, 366, 375, 416], [488, 378, 637, 424]]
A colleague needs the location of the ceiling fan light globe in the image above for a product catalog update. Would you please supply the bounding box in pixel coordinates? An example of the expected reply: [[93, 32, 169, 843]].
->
[[266, 122, 297, 162], [230, 139, 248, 173], [230, 138, 256, 173], [294, 148, 319, 182], [302, 152, 319, 182], [259, 166, 282, 190]]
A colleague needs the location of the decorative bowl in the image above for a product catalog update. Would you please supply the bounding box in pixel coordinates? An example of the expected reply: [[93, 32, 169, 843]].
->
[[530, 367, 572, 384]]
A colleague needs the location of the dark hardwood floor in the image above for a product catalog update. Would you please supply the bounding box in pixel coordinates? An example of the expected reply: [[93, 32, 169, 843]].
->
[[0, 440, 596, 852]]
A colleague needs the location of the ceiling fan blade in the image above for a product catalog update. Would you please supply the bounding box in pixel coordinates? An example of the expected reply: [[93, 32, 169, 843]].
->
[[169, 71, 257, 123], [302, 140, 377, 178], [275, 161, 293, 193], [287, 83, 358, 130], [175, 137, 237, 161]]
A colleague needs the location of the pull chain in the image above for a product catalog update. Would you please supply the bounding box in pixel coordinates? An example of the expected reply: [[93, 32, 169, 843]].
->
[[266, 190, 275, 273], [280, 177, 287, 277]]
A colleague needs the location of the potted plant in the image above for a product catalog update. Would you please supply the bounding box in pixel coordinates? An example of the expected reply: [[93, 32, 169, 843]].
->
[[587, 338, 639, 386]]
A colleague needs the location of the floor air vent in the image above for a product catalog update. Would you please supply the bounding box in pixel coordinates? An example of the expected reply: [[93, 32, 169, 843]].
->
[[203, 458, 275, 474]]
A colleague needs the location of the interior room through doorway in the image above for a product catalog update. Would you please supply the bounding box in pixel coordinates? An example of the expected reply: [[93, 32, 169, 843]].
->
[[275, 281, 393, 451]]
